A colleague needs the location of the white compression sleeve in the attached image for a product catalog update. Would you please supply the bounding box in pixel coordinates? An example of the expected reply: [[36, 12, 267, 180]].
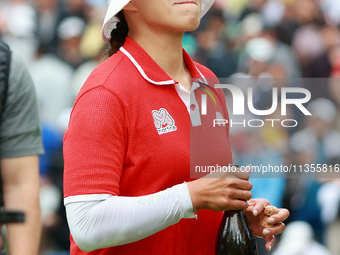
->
[[64, 183, 195, 252]]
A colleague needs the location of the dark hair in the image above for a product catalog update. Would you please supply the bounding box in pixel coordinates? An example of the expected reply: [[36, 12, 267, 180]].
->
[[107, 11, 129, 57]]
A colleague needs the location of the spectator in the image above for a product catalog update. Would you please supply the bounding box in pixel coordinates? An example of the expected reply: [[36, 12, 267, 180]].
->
[[57, 17, 87, 69], [34, 0, 63, 53], [318, 180, 340, 255], [0, 38, 43, 255], [71, 6, 106, 99], [0, 0, 38, 64], [273, 221, 331, 255], [29, 45, 74, 128], [59, 0, 89, 23]]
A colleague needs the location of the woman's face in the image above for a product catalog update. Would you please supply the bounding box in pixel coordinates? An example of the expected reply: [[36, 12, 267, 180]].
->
[[128, 0, 202, 33]]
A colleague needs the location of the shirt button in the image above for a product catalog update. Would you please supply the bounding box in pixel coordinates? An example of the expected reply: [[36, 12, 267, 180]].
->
[[190, 104, 196, 111]]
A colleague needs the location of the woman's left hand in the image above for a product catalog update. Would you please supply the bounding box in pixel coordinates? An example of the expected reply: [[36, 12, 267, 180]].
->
[[244, 199, 290, 251]]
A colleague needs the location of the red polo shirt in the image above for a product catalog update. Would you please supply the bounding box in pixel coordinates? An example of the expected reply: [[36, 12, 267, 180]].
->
[[64, 37, 233, 255]]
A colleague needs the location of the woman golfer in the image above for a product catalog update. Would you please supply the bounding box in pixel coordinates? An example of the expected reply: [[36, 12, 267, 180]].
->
[[63, 0, 289, 254]]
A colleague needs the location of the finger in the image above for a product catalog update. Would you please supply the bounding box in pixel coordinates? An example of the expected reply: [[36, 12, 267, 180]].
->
[[233, 170, 250, 180], [246, 198, 258, 207], [243, 204, 255, 216], [243, 164, 253, 173], [234, 179, 253, 191], [231, 189, 252, 201], [221, 165, 250, 180], [265, 209, 290, 224], [264, 235, 275, 251], [247, 199, 256, 205], [228, 200, 249, 211], [275, 209, 290, 221], [263, 222, 286, 236], [251, 199, 270, 217], [234, 165, 252, 180]]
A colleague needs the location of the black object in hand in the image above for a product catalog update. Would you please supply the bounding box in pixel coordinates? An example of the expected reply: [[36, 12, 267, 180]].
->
[[215, 164, 258, 255], [216, 210, 258, 255]]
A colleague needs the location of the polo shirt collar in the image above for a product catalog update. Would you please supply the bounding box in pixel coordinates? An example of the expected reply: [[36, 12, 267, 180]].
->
[[120, 37, 205, 85]]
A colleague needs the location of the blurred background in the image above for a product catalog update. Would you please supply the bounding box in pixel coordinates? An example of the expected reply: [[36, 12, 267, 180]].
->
[[1, 0, 340, 254]]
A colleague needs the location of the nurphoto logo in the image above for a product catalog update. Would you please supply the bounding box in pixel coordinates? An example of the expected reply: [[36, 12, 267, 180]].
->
[[197, 83, 312, 128]]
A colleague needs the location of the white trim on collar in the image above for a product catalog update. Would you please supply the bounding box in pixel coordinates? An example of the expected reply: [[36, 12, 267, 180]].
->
[[120, 47, 175, 85], [194, 67, 208, 84], [120, 46, 208, 127], [120, 47, 207, 85]]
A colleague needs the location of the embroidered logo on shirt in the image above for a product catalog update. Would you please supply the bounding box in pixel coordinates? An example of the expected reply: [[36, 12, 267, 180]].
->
[[152, 108, 177, 135]]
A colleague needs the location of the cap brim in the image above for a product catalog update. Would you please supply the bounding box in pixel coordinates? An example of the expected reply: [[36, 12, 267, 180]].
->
[[102, 0, 130, 42], [102, 0, 216, 42], [201, 0, 215, 17]]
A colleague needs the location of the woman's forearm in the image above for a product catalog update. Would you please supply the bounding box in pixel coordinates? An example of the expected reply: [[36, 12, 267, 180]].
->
[[65, 183, 195, 252]]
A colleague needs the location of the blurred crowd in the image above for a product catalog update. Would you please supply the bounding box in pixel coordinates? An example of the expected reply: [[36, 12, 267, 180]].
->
[[0, 0, 107, 254], [1, 0, 340, 254]]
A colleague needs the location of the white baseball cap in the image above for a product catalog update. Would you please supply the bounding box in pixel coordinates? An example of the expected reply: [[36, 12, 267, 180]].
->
[[102, 0, 216, 42]]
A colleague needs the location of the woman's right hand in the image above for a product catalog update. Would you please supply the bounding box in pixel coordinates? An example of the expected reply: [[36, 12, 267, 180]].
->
[[186, 165, 253, 211]]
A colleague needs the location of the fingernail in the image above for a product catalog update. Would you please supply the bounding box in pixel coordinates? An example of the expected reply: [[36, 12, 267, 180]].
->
[[263, 229, 270, 235], [253, 210, 258, 216], [271, 238, 276, 246], [267, 217, 275, 224], [269, 238, 275, 251]]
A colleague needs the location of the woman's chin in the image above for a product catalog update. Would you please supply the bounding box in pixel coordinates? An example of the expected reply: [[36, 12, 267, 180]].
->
[[185, 18, 201, 31], [176, 13, 201, 31]]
